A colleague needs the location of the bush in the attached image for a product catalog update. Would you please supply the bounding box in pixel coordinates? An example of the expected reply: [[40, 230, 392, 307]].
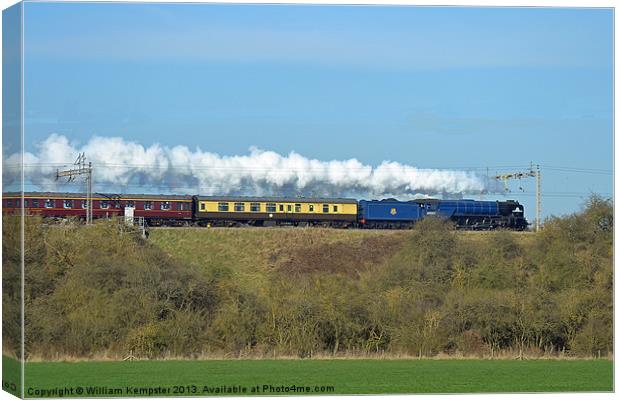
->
[[10, 194, 614, 359]]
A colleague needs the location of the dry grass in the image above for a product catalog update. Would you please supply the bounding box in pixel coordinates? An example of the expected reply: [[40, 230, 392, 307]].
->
[[149, 227, 409, 284], [22, 349, 613, 363]]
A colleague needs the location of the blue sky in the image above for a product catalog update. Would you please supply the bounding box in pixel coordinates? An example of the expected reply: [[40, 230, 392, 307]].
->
[[18, 2, 613, 221]]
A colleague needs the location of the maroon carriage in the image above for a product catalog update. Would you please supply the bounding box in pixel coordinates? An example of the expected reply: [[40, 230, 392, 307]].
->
[[2, 192, 193, 226]]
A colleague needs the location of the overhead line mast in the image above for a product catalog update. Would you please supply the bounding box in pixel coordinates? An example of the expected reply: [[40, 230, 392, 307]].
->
[[56, 153, 93, 224], [493, 162, 541, 232]]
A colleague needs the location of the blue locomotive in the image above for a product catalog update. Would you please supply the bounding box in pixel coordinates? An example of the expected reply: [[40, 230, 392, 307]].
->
[[358, 198, 528, 230]]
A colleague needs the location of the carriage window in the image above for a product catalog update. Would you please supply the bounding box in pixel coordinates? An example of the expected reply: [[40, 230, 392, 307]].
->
[[295, 203, 301, 212], [333, 205, 338, 212], [279, 204, 284, 212], [82, 200, 88, 209], [32, 199, 39, 208], [266, 203, 276, 212], [16, 199, 20, 208], [144, 201, 152, 210], [322, 204, 329, 213], [200, 203, 206, 211], [126, 200, 135, 208], [161, 201, 171, 210], [24, 200, 28, 208], [64, 200, 73, 209], [7, 200, 13, 207], [45, 199, 54, 208], [177, 202, 184, 211], [114, 200, 121, 209], [234, 202, 245, 212], [287, 204, 292, 212], [218, 202, 229, 212], [250, 203, 261, 212], [100, 200, 109, 209], [309, 204, 314, 212]]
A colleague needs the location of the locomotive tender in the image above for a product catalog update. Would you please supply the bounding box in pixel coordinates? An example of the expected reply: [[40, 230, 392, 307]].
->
[[2, 192, 528, 230]]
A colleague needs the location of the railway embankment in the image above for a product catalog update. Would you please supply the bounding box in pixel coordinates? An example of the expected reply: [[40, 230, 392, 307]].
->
[[3, 196, 611, 360]]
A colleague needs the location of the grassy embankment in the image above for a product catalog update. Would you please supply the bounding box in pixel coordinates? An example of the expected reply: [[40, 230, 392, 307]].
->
[[5, 202, 610, 361], [149, 227, 536, 287], [149, 227, 412, 287]]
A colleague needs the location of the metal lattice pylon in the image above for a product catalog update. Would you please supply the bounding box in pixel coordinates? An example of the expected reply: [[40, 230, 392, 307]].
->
[[493, 162, 541, 232], [56, 153, 93, 224]]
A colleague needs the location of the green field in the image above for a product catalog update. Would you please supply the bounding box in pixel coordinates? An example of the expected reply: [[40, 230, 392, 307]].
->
[[3, 357, 613, 397]]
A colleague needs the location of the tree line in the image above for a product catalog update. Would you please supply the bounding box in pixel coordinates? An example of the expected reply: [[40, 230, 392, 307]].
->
[[2, 195, 612, 359]]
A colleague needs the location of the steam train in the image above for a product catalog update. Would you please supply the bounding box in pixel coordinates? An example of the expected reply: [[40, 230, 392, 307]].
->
[[2, 192, 529, 230]]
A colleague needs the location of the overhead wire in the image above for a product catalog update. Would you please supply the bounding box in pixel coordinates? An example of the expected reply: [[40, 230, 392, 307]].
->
[[4, 162, 612, 200]]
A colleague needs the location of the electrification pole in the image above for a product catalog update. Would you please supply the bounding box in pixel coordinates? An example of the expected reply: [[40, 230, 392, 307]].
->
[[56, 153, 93, 224], [534, 163, 541, 232], [493, 163, 541, 232]]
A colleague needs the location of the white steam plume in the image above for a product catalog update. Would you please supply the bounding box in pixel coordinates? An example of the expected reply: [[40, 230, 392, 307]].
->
[[4, 134, 498, 198]]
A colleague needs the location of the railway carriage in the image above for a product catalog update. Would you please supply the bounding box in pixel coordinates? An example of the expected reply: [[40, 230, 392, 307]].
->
[[193, 196, 358, 227], [2, 192, 193, 225], [120, 194, 193, 226], [3, 192, 114, 219]]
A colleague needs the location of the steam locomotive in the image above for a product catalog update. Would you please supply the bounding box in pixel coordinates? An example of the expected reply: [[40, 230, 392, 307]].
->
[[2, 192, 529, 230]]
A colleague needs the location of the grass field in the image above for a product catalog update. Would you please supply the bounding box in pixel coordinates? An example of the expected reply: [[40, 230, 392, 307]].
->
[[3, 357, 613, 397]]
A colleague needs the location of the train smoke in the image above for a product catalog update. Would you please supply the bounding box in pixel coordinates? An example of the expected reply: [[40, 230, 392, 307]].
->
[[5, 134, 497, 198]]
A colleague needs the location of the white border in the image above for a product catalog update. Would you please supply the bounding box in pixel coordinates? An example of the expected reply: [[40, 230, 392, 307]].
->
[[0, 1, 616, 400]]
